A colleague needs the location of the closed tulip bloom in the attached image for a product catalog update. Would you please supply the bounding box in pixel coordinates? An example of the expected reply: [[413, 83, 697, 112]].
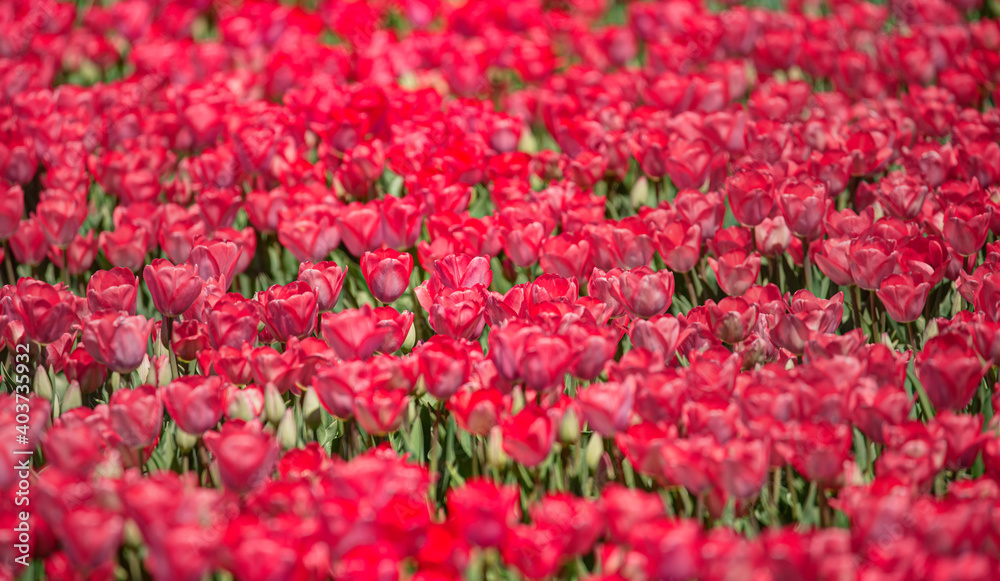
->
[[110, 384, 163, 449], [188, 239, 241, 291], [433, 254, 493, 290], [354, 386, 409, 435], [500, 525, 564, 581], [447, 479, 521, 548], [812, 237, 855, 287], [616, 266, 675, 319], [203, 419, 279, 492], [10, 216, 47, 266], [449, 386, 504, 436], [321, 305, 392, 360], [876, 274, 930, 323], [257, 281, 318, 343], [429, 286, 487, 341], [416, 335, 475, 400], [501, 405, 556, 467], [336, 201, 384, 257], [144, 259, 203, 317], [14, 279, 77, 345], [162, 375, 225, 435], [361, 248, 414, 304], [577, 378, 636, 436], [36, 191, 86, 247], [373, 306, 414, 354], [655, 221, 701, 273], [297, 260, 347, 312], [707, 250, 761, 296], [277, 205, 340, 263], [0, 184, 24, 240], [943, 202, 992, 256], [58, 507, 125, 571], [529, 493, 605, 557], [916, 333, 988, 411], [98, 222, 149, 271], [727, 165, 775, 227], [81, 313, 154, 374], [87, 267, 138, 315], [381, 193, 424, 250], [777, 176, 828, 239], [207, 294, 259, 350], [629, 315, 684, 360], [849, 237, 899, 290], [64, 347, 108, 395]]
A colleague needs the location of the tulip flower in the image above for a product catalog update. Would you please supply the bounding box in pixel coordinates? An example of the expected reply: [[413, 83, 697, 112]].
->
[[81, 312, 154, 374], [162, 376, 225, 435], [203, 419, 280, 492], [86, 267, 138, 315], [616, 266, 675, 319], [361, 248, 414, 304], [876, 274, 930, 324]]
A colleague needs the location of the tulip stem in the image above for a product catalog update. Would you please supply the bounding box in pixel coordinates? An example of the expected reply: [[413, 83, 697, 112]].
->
[[683, 271, 698, 309], [2, 241, 14, 284], [801, 238, 812, 293], [163, 316, 180, 381], [817, 486, 831, 528], [868, 289, 881, 339], [785, 465, 800, 522], [906, 321, 919, 353], [851, 285, 865, 337]]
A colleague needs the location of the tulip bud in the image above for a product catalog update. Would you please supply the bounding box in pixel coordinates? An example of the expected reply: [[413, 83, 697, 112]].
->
[[403, 322, 416, 351], [264, 383, 287, 425], [123, 519, 143, 550], [52, 372, 69, 401], [302, 388, 322, 430], [923, 318, 939, 343], [486, 426, 508, 470], [586, 433, 604, 472], [518, 126, 538, 153], [34, 366, 53, 401], [277, 409, 298, 450], [147, 355, 172, 386], [560, 407, 581, 445], [136, 355, 152, 384], [630, 176, 649, 208], [511, 388, 526, 415], [174, 427, 199, 453], [60, 382, 82, 414], [50, 393, 60, 418], [226, 390, 258, 422]]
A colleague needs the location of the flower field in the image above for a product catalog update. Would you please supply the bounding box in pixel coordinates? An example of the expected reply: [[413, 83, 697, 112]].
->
[[2, 0, 1000, 579]]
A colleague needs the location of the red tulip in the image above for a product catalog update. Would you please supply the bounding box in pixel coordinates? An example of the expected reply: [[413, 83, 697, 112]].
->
[[373, 306, 414, 354], [727, 166, 775, 227], [429, 286, 487, 341], [501, 405, 555, 467], [943, 202, 992, 256], [36, 192, 86, 247], [616, 266, 675, 319], [354, 386, 409, 435], [362, 248, 414, 304], [577, 378, 636, 436], [207, 294, 259, 350], [0, 184, 24, 240], [14, 279, 77, 345], [707, 250, 761, 296], [81, 313, 154, 374], [777, 176, 828, 239], [381, 193, 425, 250], [98, 223, 149, 271], [500, 525, 564, 581], [449, 386, 504, 436], [876, 274, 930, 323], [257, 281, 318, 343], [58, 507, 124, 571], [144, 259, 203, 317], [916, 333, 988, 411], [706, 297, 759, 344], [173, 320, 211, 362], [447, 479, 521, 548], [337, 201, 384, 257], [10, 216, 48, 266], [297, 260, 347, 312], [655, 221, 701, 273], [64, 347, 108, 395], [162, 376, 225, 435], [188, 239, 241, 291], [275, 205, 333, 261], [321, 305, 392, 360], [529, 493, 604, 557], [204, 419, 279, 492], [417, 335, 476, 400], [86, 267, 138, 315], [110, 384, 163, 449]]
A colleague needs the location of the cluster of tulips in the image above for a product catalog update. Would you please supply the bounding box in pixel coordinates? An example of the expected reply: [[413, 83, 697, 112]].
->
[[3, 0, 1000, 579]]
